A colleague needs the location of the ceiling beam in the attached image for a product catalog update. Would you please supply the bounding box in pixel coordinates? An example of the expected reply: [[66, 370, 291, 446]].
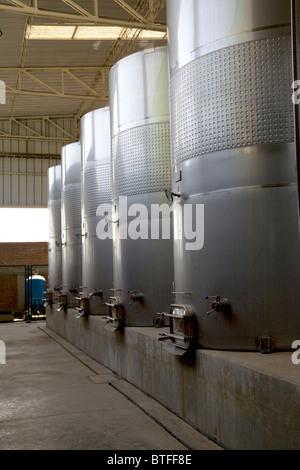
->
[[0, 115, 79, 144], [5, 87, 106, 101], [1, 67, 109, 101], [0, 0, 166, 31], [0, 153, 61, 160], [113, 0, 147, 23], [0, 66, 108, 72], [60, 0, 93, 18]]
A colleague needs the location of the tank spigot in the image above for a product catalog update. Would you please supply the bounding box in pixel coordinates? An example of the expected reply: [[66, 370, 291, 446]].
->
[[164, 189, 181, 202], [56, 301, 66, 312], [55, 241, 65, 247], [89, 288, 102, 299], [69, 286, 78, 294], [128, 290, 144, 304], [205, 296, 231, 315], [75, 232, 87, 238], [105, 217, 119, 226]]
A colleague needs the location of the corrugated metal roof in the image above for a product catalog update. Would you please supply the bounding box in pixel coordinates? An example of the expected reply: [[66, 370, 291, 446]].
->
[[0, 0, 167, 156]]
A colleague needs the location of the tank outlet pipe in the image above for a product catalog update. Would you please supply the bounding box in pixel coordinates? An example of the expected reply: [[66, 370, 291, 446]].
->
[[205, 296, 231, 315], [55, 241, 66, 247], [75, 232, 87, 239], [89, 288, 102, 298], [164, 189, 189, 202], [164, 189, 180, 202], [128, 290, 144, 303], [69, 286, 78, 294]]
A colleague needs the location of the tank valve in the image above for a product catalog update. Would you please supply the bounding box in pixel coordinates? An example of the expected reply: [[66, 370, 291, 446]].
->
[[75, 232, 87, 238], [205, 296, 231, 315], [89, 288, 102, 298], [153, 313, 166, 328], [128, 290, 144, 304], [164, 189, 181, 202]]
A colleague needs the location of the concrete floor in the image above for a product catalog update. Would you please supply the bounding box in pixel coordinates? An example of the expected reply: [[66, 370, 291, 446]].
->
[[0, 320, 222, 451]]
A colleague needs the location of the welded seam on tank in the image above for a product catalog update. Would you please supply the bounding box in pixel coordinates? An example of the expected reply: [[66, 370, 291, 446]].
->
[[189, 182, 296, 198]]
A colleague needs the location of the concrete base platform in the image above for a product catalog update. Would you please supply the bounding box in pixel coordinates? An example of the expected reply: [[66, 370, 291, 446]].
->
[[46, 307, 300, 450], [0, 320, 221, 451]]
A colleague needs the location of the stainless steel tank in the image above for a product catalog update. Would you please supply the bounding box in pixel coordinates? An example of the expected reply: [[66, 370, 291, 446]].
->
[[109, 46, 173, 328], [166, 0, 300, 351], [80, 107, 113, 315], [47, 165, 62, 305], [60, 141, 82, 310]]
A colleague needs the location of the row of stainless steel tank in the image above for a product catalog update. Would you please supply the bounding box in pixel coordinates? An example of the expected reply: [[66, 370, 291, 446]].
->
[[46, 47, 174, 330], [46, 0, 300, 354]]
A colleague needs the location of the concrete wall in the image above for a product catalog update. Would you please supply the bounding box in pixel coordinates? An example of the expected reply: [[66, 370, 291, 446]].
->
[[46, 307, 300, 450]]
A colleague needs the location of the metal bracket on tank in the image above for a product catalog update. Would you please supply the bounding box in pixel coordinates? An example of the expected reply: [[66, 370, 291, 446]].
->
[[157, 304, 196, 356], [104, 296, 124, 331], [75, 294, 89, 318], [74, 288, 103, 317], [43, 289, 53, 307], [257, 336, 275, 354], [56, 291, 67, 312], [153, 313, 166, 328]]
